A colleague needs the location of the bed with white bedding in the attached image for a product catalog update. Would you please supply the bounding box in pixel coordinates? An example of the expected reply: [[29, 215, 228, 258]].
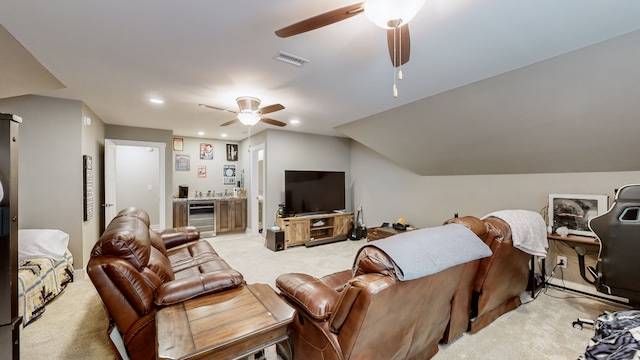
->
[[17, 229, 74, 326]]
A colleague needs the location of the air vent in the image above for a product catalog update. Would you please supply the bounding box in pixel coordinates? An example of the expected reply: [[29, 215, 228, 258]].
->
[[274, 51, 309, 67]]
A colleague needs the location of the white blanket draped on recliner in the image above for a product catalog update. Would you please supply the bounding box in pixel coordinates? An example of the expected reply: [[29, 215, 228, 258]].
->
[[482, 209, 549, 258]]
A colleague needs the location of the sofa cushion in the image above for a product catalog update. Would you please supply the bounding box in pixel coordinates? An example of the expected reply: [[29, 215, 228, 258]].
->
[[155, 269, 245, 305], [147, 246, 175, 283], [94, 216, 151, 271]]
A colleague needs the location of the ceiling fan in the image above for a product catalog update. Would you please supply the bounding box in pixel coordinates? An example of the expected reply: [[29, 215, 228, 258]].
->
[[275, 0, 426, 69], [199, 97, 287, 127]]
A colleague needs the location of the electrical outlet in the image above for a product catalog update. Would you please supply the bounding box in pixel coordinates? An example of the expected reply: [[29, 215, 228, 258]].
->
[[557, 255, 568, 268]]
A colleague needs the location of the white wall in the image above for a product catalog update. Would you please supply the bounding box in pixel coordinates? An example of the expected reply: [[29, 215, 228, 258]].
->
[[172, 136, 241, 198]]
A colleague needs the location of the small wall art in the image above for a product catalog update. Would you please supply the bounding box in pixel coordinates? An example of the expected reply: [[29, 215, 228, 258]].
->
[[226, 144, 238, 161], [173, 137, 183, 151], [223, 165, 236, 185], [197, 165, 207, 178], [175, 154, 190, 171], [200, 143, 213, 160]]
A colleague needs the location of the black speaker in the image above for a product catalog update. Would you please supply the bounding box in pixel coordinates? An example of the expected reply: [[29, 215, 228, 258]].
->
[[266, 229, 285, 252]]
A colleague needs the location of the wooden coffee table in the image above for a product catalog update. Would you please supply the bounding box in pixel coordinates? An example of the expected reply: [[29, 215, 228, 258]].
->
[[156, 283, 295, 360]]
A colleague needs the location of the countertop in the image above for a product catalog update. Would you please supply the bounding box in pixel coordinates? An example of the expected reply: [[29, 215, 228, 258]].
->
[[173, 197, 246, 202]]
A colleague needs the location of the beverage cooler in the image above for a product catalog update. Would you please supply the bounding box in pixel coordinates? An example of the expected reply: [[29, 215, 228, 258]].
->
[[0, 113, 22, 360]]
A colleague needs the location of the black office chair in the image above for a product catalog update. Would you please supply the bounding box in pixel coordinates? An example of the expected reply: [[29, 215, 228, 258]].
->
[[573, 184, 640, 329]]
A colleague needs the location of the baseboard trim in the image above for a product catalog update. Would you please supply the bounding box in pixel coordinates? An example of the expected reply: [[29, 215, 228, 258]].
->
[[74, 268, 87, 281]]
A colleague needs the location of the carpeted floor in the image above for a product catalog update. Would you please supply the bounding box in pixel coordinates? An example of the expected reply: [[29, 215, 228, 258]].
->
[[20, 234, 626, 359]]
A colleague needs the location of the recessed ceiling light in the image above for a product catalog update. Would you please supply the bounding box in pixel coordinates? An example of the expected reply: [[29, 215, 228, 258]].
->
[[221, 133, 228, 138], [290, 119, 300, 124], [198, 131, 204, 136], [149, 98, 164, 104]]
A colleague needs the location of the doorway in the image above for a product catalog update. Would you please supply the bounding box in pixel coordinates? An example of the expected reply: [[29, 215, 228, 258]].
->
[[250, 143, 265, 235], [104, 139, 166, 229]]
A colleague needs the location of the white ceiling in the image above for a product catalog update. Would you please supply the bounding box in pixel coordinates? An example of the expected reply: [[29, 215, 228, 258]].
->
[[1, 1, 640, 174]]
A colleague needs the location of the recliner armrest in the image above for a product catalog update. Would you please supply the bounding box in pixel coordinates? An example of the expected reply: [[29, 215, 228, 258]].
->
[[156, 226, 201, 249], [155, 269, 245, 305], [276, 273, 341, 321]]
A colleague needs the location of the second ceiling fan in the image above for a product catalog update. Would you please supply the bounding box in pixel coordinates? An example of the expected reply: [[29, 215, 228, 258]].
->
[[200, 97, 287, 127], [275, 0, 426, 68]]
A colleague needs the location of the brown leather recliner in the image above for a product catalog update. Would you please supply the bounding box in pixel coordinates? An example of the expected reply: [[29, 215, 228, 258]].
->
[[87, 207, 245, 360], [275, 228, 490, 360], [444, 215, 531, 334]]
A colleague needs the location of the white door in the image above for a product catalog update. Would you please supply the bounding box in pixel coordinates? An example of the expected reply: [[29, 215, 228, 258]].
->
[[104, 139, 166, 229], [104, 139, 118, 225], [251, 143, 265, 235]]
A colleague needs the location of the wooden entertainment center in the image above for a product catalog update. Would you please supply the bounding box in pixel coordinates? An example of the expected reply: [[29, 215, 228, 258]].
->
[[276, 212, 353, 249]]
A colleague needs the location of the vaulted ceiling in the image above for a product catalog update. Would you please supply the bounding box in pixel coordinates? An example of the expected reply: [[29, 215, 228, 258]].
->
[[1, 1, 640, 175]]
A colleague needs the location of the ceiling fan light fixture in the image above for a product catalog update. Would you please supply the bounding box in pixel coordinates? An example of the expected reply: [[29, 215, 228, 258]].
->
[[237, 112, 261, 126], [364, 0, 426, 29], [236, 96, 261, 112]]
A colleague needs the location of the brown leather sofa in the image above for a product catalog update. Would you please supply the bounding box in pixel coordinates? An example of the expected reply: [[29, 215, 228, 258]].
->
[[444, 215, 531, 334], [87, 207, 245, 360], [275, 225, 491, 360]]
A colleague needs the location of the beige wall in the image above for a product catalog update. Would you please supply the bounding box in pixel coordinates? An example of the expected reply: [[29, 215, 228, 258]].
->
[[263, 130, 352, 229], [81, 104, 104, 271], [0, 95, 102, 272], [351, 140, 640, 296]]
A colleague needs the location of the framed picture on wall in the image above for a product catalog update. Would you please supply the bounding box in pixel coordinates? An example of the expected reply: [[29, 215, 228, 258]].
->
[[226, 144, 238, 161], [83, 155, 93, 221], [175, 154, 190, 171], [197, 165, 207, 178], [223, 165, 236, 185], [173, 137, 183, 151], [200, 143, 213, 160]]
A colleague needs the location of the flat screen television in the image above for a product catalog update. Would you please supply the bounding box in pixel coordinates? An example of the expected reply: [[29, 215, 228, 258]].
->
[[284, 170, 346, 216], [548, 193, 609, 237]]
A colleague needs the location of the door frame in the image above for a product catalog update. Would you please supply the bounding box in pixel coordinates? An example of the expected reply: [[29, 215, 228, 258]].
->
[[104, 139, 166, 229], [250, 143, 265, 236]]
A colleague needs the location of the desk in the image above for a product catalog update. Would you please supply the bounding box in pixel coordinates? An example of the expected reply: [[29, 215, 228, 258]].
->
[[547, 234, 599, 245], [156, 283, 294, 360], [366, 226, 417, 241]]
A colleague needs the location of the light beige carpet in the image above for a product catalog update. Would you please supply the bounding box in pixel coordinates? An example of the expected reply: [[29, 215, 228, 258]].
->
[[20, 234, 626, 359]]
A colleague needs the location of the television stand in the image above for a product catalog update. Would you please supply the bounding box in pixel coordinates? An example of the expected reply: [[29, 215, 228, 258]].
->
[[276, 212, 354, 249], [295, 211, 329, 217]]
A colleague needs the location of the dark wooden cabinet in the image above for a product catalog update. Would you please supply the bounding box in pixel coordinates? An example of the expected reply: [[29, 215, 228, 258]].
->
[[174, 198, 246, 235], [172, 201, 188, 227], [0, 113, 21, 360], [216, 198, 247, 234]]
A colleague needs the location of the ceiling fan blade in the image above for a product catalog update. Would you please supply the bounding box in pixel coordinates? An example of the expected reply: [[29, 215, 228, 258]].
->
[[387, 24, 411, 67], [257, 103, 285, 115], [220, 119, 238, 127], [260, 117, 287, 127], [275, 2, 365, 38], [199, 103, 238, 114]]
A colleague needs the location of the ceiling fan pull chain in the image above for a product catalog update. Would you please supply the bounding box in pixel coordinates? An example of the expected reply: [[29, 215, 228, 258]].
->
[[398, 25, 403, 80], [393, 26, 399, 98]]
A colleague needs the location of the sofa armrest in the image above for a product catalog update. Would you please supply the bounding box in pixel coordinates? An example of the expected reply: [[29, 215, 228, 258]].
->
[[276, 273, 341, 321], [329, 273, 381, 333], [319, 269, 352, 291], [154, 269, 245, 306], [156, 226, 201, 249]]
